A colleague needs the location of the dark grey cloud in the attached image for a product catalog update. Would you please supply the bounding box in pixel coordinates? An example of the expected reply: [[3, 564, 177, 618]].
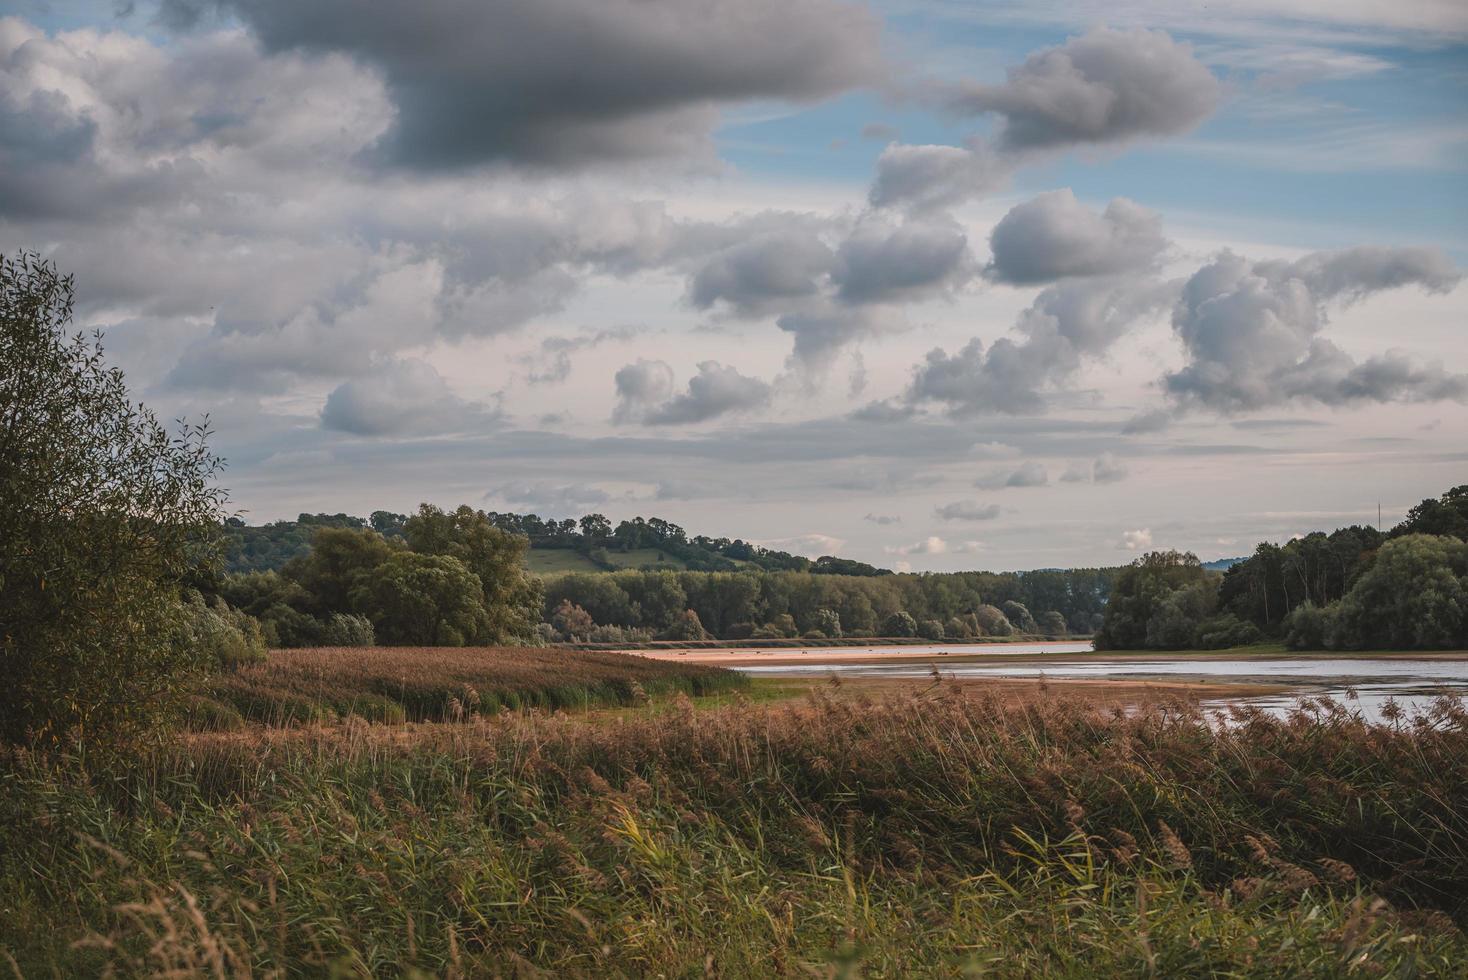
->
[[871, 28, 1219, 212], [860, 122, 900, 142], [864, 512, 902, 525], [934, 500, 1002, 521], [1164, 246, 1465, 413], [186, 0, 884, 169], [0, 67, 195, 221], [319, 358, 494, 436], [985, 190, 1166, 284], [689, 229, 833, 315], [907, 275, 1178, 415], [833, 219, 976, 303]]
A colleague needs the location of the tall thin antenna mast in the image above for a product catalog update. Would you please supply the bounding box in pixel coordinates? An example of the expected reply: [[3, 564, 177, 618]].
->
[[1378, 502, 1382, 531]]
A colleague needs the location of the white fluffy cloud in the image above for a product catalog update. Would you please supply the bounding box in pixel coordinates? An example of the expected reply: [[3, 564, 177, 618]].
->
[[1164, 246, 1464, 413], [1120, 528, 1153, 550]]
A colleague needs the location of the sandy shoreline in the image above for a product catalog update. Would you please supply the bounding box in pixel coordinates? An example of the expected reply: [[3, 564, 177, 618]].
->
[[627, 642, 1468, 669]]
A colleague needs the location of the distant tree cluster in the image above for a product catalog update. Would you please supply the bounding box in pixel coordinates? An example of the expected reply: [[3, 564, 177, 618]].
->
[[536, 568, 1105, 642], [219, 505, 543, 647], [1096, 486, 1468, 651]]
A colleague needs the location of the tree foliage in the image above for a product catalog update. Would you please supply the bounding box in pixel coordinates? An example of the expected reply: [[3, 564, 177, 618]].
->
[[1, 253, 227, 746], [1102, 487, 1468, 651]]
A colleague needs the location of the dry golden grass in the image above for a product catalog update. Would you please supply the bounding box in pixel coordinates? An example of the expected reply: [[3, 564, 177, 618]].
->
[[190, 645, 747, 728]]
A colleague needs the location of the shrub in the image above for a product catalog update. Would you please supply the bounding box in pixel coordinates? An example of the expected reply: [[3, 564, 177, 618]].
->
[[1001, 601, 1038, 634], [916, 618, 945, 641], [882, 611, 918, 637], [550, 599, 595, 641], [815, 608, 842, 638], [1284, 601, 1339, 650], [944, 616, 974, 639], [1192, 613, 1262, 649], [660, 609, 710, 642], [179, 695, 245, 732], [0, 253, 227, 747], [320, 612, 376, 647], [973, 605, 1012, 637], [176, 592, 268, 671], [1038, 610, 1069, 636]]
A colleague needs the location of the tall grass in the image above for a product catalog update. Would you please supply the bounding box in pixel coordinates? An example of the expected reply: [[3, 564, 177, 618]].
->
[[2, 690, 1465, 976], [188, 646, 748, 728]]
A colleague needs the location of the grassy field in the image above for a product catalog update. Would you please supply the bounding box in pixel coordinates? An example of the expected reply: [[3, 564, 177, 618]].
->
[[523, 548, 607, 575], [188, 646, 748, 729], [525, 546, 690, 576], [2, 659, 1465, 976]]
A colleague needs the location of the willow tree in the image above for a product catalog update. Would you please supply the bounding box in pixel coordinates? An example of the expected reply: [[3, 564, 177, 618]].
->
[[0, 252, 226, 747]]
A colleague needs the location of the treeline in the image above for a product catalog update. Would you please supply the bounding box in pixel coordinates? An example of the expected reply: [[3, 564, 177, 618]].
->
[[211, 511, 1117, 646], [1096, 485, 1468, 651], [225, 510, 889, 576], [540, 568, 1111, 643]]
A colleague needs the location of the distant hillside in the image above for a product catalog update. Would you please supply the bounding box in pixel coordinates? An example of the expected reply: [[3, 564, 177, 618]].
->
[[222, 509, 890, 577], [1203, 557, 1246, 572]]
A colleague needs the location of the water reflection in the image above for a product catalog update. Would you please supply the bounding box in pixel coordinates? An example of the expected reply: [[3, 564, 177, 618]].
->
[[737, 653, 1468, 724]]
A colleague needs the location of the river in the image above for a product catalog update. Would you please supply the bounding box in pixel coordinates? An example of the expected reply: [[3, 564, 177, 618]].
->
[[732, 643, 1468, 723]]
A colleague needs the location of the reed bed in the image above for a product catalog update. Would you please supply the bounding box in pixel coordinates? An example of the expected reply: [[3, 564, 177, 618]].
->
[[188, 645, 748, 728], [2, 689, 1465, 976]]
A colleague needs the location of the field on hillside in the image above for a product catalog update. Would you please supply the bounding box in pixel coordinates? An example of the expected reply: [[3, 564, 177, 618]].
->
[[190, 646, 747, 729], [3, 661, 1466, 976], [525, 546, 693, 576]]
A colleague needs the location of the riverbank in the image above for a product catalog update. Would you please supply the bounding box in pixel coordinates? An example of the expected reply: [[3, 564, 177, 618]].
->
[[570, 633, 1085, 651]]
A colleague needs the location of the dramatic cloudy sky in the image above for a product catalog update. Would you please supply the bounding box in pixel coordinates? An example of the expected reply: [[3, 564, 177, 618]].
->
[[5, 0, 1466, 570]]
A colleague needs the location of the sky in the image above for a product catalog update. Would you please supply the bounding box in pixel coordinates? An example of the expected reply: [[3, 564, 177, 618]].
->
[[3, 0, 1466, 571]]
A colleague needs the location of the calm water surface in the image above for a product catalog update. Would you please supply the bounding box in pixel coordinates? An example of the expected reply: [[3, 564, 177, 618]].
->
[[736, 644, 1468, 723]]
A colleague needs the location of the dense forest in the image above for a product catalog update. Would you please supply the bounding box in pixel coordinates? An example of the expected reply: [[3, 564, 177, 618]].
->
[[214, 507, 1115, 646], [1096, 485, 1468, 651]]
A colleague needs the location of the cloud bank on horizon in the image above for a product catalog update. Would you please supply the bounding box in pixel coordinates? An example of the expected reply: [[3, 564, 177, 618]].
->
[[2, 0, 1465, 570]]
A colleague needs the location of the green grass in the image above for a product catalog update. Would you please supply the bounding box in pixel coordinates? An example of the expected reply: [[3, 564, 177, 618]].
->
[[3, 688, 1465, 975], [523, 548, 607, 575], [599, 547, 688, 570], [525, 546, 690, 576]]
